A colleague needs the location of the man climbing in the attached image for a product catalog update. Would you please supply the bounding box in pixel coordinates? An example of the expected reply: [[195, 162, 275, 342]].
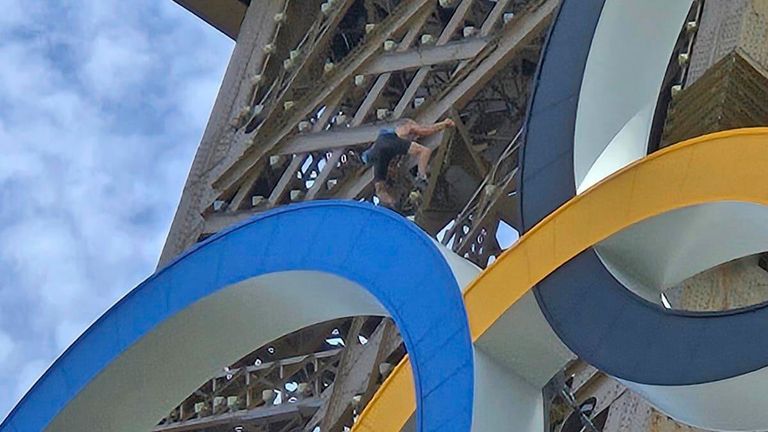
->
[[361, 118, 455, 208]]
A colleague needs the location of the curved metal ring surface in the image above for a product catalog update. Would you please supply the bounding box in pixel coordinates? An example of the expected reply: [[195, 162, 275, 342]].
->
[[0, 201, 474, 432], [516, 0, 765, 386], [354, 129, 768, 431]]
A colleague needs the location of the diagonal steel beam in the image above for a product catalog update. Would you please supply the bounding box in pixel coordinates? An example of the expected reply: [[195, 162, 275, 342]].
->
[[416, 130, 452, 216], [453, 0, 514, 75], [159, 0, 287, 265], [417, 0, 555, 120], [303, 150, 344, 200], [250, 0, 356, 136], [481, 0, 513, 37], [267, 154, 307, 205], [449, 107, 488, 177], [392, 0, 476, 117], [305, 319, 400, 432]]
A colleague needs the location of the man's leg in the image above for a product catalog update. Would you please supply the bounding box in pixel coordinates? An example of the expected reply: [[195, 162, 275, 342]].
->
[[408, 142, 432, 179], [374, 181, 397, 207]]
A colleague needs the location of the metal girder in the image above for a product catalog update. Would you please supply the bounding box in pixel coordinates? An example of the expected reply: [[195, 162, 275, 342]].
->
[[415, 130, 453, 224], [360, 37, 489, 76], [211, 0, 434, 196], [392, 0, 477, 117], [278, 123, 391, 154], [267, 154, 306, 205], [251, 0, 356, 139], [229, 164, 265, 211], [481, 0, 513, 37], [450, 0, 514, 77], [163, 2, 561, 432], [356, 8, 432, 125], [352, 74, 391, 125], [449, 108, 488, 177], [173, 0, 249, 40], [234, 92, 343, 210], [307, 319, 401, 432], [311, 317, 368, 431], [159, 0, 287, 265], [202, 210, 256, 236], [304, 150, 344, 200], [440, 126, 522, 265], [154, 398, 323, 432], [392, 67, 430, 118], [155, 348, 343, 432], [337, 168, 374, 200], [417, 0, 556, 120]]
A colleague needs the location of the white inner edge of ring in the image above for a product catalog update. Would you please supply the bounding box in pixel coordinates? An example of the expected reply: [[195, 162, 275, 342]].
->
[[575, 0, 694, 306], [596, 202, 768, 304], [574, 0, 693, 194]]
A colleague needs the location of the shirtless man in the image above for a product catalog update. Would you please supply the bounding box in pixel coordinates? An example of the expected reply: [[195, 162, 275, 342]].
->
[[361, 118, 455, 207]]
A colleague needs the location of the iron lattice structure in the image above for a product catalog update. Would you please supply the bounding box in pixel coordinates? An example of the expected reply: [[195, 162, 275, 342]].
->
[[157, 0, 721, 431]]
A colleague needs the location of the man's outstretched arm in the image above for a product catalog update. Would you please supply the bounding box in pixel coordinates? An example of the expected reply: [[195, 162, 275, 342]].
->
[[397, 118, 455, 138]]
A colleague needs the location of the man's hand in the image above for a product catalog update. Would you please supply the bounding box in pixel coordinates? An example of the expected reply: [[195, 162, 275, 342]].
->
[[442, 118, 456, 128]]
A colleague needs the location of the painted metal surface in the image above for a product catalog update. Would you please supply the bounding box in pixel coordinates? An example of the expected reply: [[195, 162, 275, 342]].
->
[[354, 129, 768, 431], [1, 201, 473, 432]]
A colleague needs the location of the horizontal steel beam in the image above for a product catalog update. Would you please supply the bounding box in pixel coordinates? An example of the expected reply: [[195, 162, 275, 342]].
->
[[210, 349, 342, 380], [360, 37, 488, 75], [278, 124, 392, 155], [154, 398, 323, 432]]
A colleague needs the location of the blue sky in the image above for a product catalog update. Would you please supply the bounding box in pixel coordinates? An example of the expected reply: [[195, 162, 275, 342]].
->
[[0, 0, 232, 418]]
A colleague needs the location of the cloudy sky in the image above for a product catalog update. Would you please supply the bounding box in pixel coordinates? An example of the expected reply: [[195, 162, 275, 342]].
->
[[0, 0, 232, 418]]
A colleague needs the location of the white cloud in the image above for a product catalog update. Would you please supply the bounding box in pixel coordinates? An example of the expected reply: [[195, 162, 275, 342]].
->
[[0, 0, 233, 420], [81, 28, 155, 101]]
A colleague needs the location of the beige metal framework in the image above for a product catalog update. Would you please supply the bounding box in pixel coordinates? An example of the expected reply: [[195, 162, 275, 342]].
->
[[159, 1, 551, 430]]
